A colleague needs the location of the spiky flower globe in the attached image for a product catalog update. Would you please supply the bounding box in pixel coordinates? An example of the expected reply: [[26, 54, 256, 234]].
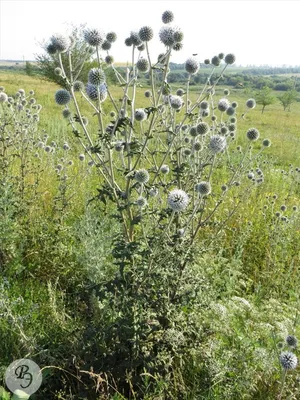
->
[[193, 141, 202, 151], [134, 108, 147, 122], [144, 90, 152, 98], [136, 196, 147, 208], [190, 126, 198, 137], [88, 68, 106, 85], [225, 53, 236, 64], [134, 169, 150, 184], [139, 26, 154, 42], [173, 29, 184, 43], [54, 67, 62, 76], [246, 98, 256, 109], [136, 57, 149, 72], [125, 37, 133, 47], [84, 28, 105, 47], [226, 107, 235, 116], [246, 128, 260, 141], [73, 80, 84, 92], [62, 108, 71, 119], [185, 57, 199, 75], [170, 95, 183, 110], [86, 83, 107, 102], [160, 164, 170, 174], [211, 55, 221, 66], [218, 98, 230, 112], [159, 26, 175, 47], [209, 135, 227, 153], [279, 351, 298, 370], [130, 31, 143, 46], [176, 88, 184, 96], [286, 335, 298, 347], [137, 43, 145, 51], [0, 92, 8, 103], [167, 189, 189, 212], [162, 10, 174, 24], [46, 43, 57, 55], [101, 41, 111, 51], [106, 32, 117, 43], [196, 122, 209, 135], [199, 101, 209, 110], [51, 34, 70, 52], [105, 55, 114, 65], [195, 181, 211, 196], [55, 89, 71, 105]]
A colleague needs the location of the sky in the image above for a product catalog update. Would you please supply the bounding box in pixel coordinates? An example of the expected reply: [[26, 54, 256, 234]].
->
[[0, 0, 300, 66]]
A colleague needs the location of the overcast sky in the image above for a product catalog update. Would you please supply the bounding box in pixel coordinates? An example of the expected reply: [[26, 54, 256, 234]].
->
[[1, 0, 299, 66]]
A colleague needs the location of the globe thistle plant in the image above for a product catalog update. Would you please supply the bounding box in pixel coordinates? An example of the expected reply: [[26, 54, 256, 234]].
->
[[162, 10, 174, 24], [136, 58, 149, 72], [55, 89, 71, 105], [84, 28, 105, 46], [134, 108, 147, 122], [279, 351, 298, 370], [88, 68, 106, 85], [134, 169, 150, 184], [195, 181, 212, 196], [209, 135, 227, 153], [246, 128, 260, 141], [185, 57, 199, 75], [139, 26, 154, 42], [167, 189, 189, 212], [86, 83, 107, 102], [169, 95, 183, 110]]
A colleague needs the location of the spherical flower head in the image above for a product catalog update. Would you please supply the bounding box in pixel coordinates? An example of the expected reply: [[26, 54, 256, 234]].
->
[[134, 169, 150, 184], [105, 55, 114, 65], [279, 351, 298, 370], [73, 80, 84, 92], [134, 108, 147, 122], [226, 107, 235, 116], [209, 135, 227, 153], [137, 43, 145, 51], [211, 55, 221, 67], [173, 42, 183, 51], [101, 41, 111, 51], [125, 37, 133, 47], [136, 57, 149, 73], [170, 95, 183, 110], [176, 88, 184, 96], [159, 26, 175, 47], [84, 28, 105, 47], [86, 83, 107, 102], [63, 142, 70, 151], [106, 32, 117, 43], [218, 98, 230, 112], [130, 31, 143, 46], [51, 34, 70, 53], [246, 128, 260, 141], [136, 196, 147, 208], [185, 57, 199, 75], [195, 181, 211, 196], [225, 53, 236, 64], [45, 44, 57, 56], [167, 189, 189, 212], [190, 126, 198, 137], [54, 67, 62, 76], [262, 139, 271, 147], [199, 101, 209, 110], [88, 68, 106, 85], [114, 141, 123, 152], [0, 92, 8, 103], [173, 28, 184, 43], [139, 26, 154, 42], [162, 10, 174, 24], [55, 89, 71, 105], [196, 122, 209, 135], [246, 98, 256, 109], [193, 141, 202, 151], [144, 90, 152, 98], [79, 153, 85, 161], [160, 164, 170, 174], [62, 108, 71, 118]]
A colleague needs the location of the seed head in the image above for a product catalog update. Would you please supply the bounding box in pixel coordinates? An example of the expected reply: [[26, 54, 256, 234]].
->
[[159, 26, 175, 47], [279, 351, 298, 370], [130, 31, 143, 46], [134, 108, 147, 121], [114, 141, 123, 152], [88, 68, 106, 85], [134, 169, 150, 184], [225, 53, 236, 64], [139, 26, 154, 42], [79, 154, 85, 161], [196, 122, 209, 135], [173, 28, 184, 43], [167, 189, 189, 212], [84, 28, 105, 47], [218, 98, 230, 112], [162, 10, 174, 24], [209, 135, 227, 153], [193, 141, 202, 151], [246, 128, 260, 141], [226, 107, 235, 116], [101, 41, 111, 51], [199, 101, 209, 110], [170, 95, 183, 110], [144, 90, 152, 98], [195, 181, 211, 196], [106, 32, 117, 43], [125, 37, 133, 47], [136, 57, 149, 72], [55, 89, 71, 105], [185, 57, 199, 75]]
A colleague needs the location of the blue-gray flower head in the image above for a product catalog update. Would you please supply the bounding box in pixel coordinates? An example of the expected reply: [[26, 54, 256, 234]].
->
[[172, 42, 183, 51], [55, 89, 71, 105], [144, 90, 152, 98], [88, 68, 106, 85], [159, 26, 176, 47], [134, 108, 147, 121], [209, 135, 227, 153], [101, 41, 111, 51], [51, 34, 70, 53], [125, 37, 133, 47], [62, 108, 71, 118], [226, 107, 235, 116], [137, 43, 146, 51], [86, 83, 107, 102], [134, 169, 150, 184], [73, 81, 84, 92], [280, 351, 298, 370], [167, 189, 189, 212], [160, 164, 170, 174], [84, 28, 105, 47], [0, 92, 8, 103], [136, 196, 147, 208], [139, 26, 154, 42], [246, 98, 256, 109], [262, 138, 271, 147], [106, 32, 117, 43], [246, 128, 260, 141], [105, 55, 114, 65], [218, 98, 230, 112], [185, 57, 199, 75], [130, 31, 143, 46], [173, 28, 184, 43], [225, 53, 236, 65], [136, 57, 149, 72], [196, 122, 209, 135], [46, 43, 57, 55], [176, 88, 184, 96], [162, 10, 174, 24], [195, 181, 211, 196], [170, 95, 183, 110], [211, 55, 221, 66]]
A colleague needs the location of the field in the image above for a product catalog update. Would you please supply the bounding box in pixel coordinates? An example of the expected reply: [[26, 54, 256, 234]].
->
[[0, 63, 300, 400]]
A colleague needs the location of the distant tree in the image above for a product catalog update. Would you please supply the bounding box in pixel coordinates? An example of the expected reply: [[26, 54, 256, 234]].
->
[[256, 86, 276, 113], [25, 61, 34, 76], [278, 89, 298, 111]]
